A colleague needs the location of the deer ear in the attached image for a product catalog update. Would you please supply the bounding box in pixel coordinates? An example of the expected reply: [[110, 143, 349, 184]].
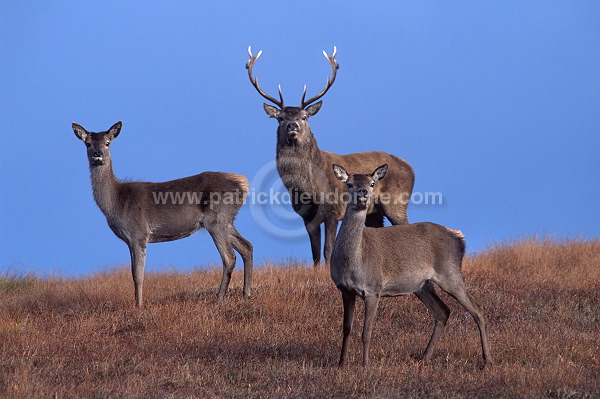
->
[[372, 164, 388, 182], [304, 101, 322, 117], [263, 103, 281, 119], [108, 121, 122, 139], [332, 164, 349, 183], [72, 122, 88, 141]]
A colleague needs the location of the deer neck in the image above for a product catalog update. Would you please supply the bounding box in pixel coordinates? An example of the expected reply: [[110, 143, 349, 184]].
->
[[334, 204, 367, 262], [89, 159, 120, 216], [276, 126, 322, 158], [276, 128, 326, 193]]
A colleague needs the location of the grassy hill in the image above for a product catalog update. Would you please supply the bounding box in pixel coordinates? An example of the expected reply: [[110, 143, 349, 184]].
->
[[1, 237, 598, 398]]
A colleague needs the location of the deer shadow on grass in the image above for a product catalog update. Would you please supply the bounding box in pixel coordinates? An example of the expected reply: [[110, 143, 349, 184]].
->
[[193, 340, 336, 368]]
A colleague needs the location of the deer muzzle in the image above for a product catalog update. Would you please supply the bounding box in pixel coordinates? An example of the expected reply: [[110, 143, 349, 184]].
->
[[351, 190, 370, 208], [284, 123, 301, 143], [287, 122, 300, 135], [91, 152, 104, 165]]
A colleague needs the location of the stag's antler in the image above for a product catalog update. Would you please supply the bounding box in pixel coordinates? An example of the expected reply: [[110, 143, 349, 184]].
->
[[246, 46, 285, 108], [300, 46, 339, 109]]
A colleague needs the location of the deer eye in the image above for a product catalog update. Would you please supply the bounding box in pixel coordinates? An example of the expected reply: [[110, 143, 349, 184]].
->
[[370, 182, 375, 187], [301, 116, 308, 121], [85, 142, 91, 148], [346, 183, 353, 189], [105, 142, 110, 147]]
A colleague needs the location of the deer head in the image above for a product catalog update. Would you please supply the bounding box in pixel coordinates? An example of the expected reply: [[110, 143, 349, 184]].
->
[[247, 46, 339, 146], [333, 164, 389, 210], [72, 121, 122, 166]]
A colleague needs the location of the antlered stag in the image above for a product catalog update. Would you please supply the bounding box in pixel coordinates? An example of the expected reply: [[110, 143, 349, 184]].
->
[[247, 47, 414, 266]]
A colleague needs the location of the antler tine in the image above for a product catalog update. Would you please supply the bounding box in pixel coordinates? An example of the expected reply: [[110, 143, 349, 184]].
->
[[246, 46, 284, 108], [300, 46, 339, 109], [278, 85, 284, 106], [301, 84, 308, 107], [246, 46, 262, 63]]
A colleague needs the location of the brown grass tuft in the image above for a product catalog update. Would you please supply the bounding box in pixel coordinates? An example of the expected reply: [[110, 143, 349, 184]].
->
[[1, 237, 598, 398]]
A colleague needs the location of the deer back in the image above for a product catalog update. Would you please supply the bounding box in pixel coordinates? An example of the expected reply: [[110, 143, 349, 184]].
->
[[360, 222, 465, 295]]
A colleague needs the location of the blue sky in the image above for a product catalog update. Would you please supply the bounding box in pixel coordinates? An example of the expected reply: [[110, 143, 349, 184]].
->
[[1, 1, 598, 277]]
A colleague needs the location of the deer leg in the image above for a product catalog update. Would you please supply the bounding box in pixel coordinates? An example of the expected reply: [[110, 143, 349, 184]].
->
[[304, 219, 322, 267], [230, 227, 254, 298], [128, 242, 147, 308], [436, 278, 492, 366], [362, 294, 381, 366], [207, 227, 237, 301], [296, 202, 323, 266], [414, 280, 451, 363], [339, 291, 356, 367], [323, 218, 339, 266]]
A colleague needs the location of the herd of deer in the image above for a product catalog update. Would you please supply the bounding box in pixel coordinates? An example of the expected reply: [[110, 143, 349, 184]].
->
[[72, 47, 491, 367]]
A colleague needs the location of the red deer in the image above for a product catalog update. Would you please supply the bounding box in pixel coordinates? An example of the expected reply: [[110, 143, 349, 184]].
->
[[247, 47, 414, 267], [331, 163, 492, 367], [72, 121, 253, 307]]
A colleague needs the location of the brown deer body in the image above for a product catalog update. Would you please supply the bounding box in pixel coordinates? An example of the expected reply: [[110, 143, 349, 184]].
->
[[73, 121, 253, 307], [247, 47, 414, 267], [331, 164, 492, 367]]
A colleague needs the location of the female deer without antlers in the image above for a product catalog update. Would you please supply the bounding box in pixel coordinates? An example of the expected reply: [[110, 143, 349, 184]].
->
[[72, 121, 253, 307], [330, 163, 492, 367], [247, 47, 414, 267]]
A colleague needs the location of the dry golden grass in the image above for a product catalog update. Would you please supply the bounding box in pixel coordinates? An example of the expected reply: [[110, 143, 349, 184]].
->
[[1, 237, 598, 398]]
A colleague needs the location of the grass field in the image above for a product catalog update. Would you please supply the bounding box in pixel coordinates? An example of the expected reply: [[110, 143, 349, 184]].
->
[[1, 237, 598, 398]]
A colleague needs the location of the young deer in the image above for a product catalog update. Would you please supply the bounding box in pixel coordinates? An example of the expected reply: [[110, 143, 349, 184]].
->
[[72, 121, 253, 307], [331, 163, 492, 367], [247, 47, 414, 267]]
